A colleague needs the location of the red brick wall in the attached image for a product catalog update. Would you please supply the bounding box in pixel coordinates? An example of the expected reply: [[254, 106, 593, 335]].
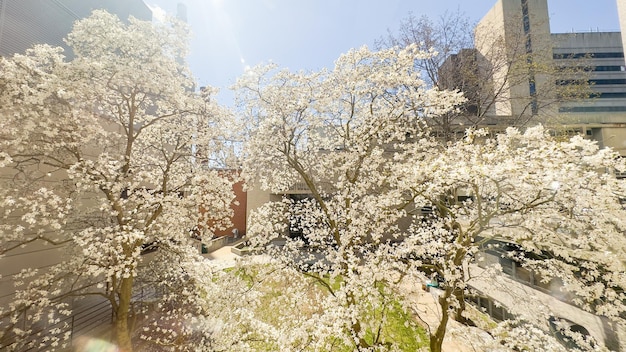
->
[[201, 170, 246, 238], [215, 179, 247, 237]]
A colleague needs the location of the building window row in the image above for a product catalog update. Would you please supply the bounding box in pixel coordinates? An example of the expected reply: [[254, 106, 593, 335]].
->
[[591, 78, 626, 85], [559, 106, 626, 113], [595, 92, 626, 98], [592, 65, 625, 72], [553, 52, 625, 60], [557, 78, 626, 86], [557, 65, 626, 73], [466, 294, 512, 322]]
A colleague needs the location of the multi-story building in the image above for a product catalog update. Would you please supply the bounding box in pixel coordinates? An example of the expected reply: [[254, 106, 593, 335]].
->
[[468, 0, 626, 155], [553, 30, 626, 153], [0, 0, 151, 57]]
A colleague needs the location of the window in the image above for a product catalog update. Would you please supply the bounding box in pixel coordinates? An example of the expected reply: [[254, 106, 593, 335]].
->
[[554, 52, 624, 60], [559, 106, 626, 113], [557, 78, 626, 86], [500, 257, 514, 275], [491, 304, 506, 321], [593, 65, 623, 72], [516, 266, 532, 284], [521, 0, 531, 34], [597, 92, 626, 98]]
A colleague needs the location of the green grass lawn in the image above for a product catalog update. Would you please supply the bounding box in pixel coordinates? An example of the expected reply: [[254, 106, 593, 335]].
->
[[230, 265, 430, 351]]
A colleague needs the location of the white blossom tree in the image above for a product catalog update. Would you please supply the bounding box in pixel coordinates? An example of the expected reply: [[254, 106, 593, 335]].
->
[[237, 44, 626, 352], [396, 126, 626, 351], [0, 11, 236, 351], [237, 45, 465, 351]]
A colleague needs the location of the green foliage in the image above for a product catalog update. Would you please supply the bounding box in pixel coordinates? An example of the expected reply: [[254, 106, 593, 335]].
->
[[236, 266, 429, 351], [363, 299, 429, 351]]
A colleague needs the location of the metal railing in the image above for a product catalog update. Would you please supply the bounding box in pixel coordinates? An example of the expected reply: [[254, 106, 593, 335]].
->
[[2, 284, 164, 351]]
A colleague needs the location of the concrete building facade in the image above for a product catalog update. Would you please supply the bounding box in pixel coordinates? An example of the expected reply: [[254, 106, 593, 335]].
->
[[474, 0, 552, 117], [472, 0, 626, 155], [0, 0, 151, 57]]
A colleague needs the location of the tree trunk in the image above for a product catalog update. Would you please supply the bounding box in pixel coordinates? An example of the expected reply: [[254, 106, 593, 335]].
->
[[352, 320, 371, 350], [114, 275, 134, 352], [453, 287, 467, 322], [430, 288, 452, 352]]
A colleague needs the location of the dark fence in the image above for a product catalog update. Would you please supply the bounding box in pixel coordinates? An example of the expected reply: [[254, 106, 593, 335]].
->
[[2, 284, 163, 351]]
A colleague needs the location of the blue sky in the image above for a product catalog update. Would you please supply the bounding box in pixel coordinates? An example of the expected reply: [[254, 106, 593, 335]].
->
[[146, 0, 620, 104]]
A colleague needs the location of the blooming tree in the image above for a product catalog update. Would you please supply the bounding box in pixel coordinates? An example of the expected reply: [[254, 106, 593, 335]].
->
[[237, 45, 465, 350], [238, 44, 626, 351], [396, 126, 626, 351], [0, 11, 235, 351]]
